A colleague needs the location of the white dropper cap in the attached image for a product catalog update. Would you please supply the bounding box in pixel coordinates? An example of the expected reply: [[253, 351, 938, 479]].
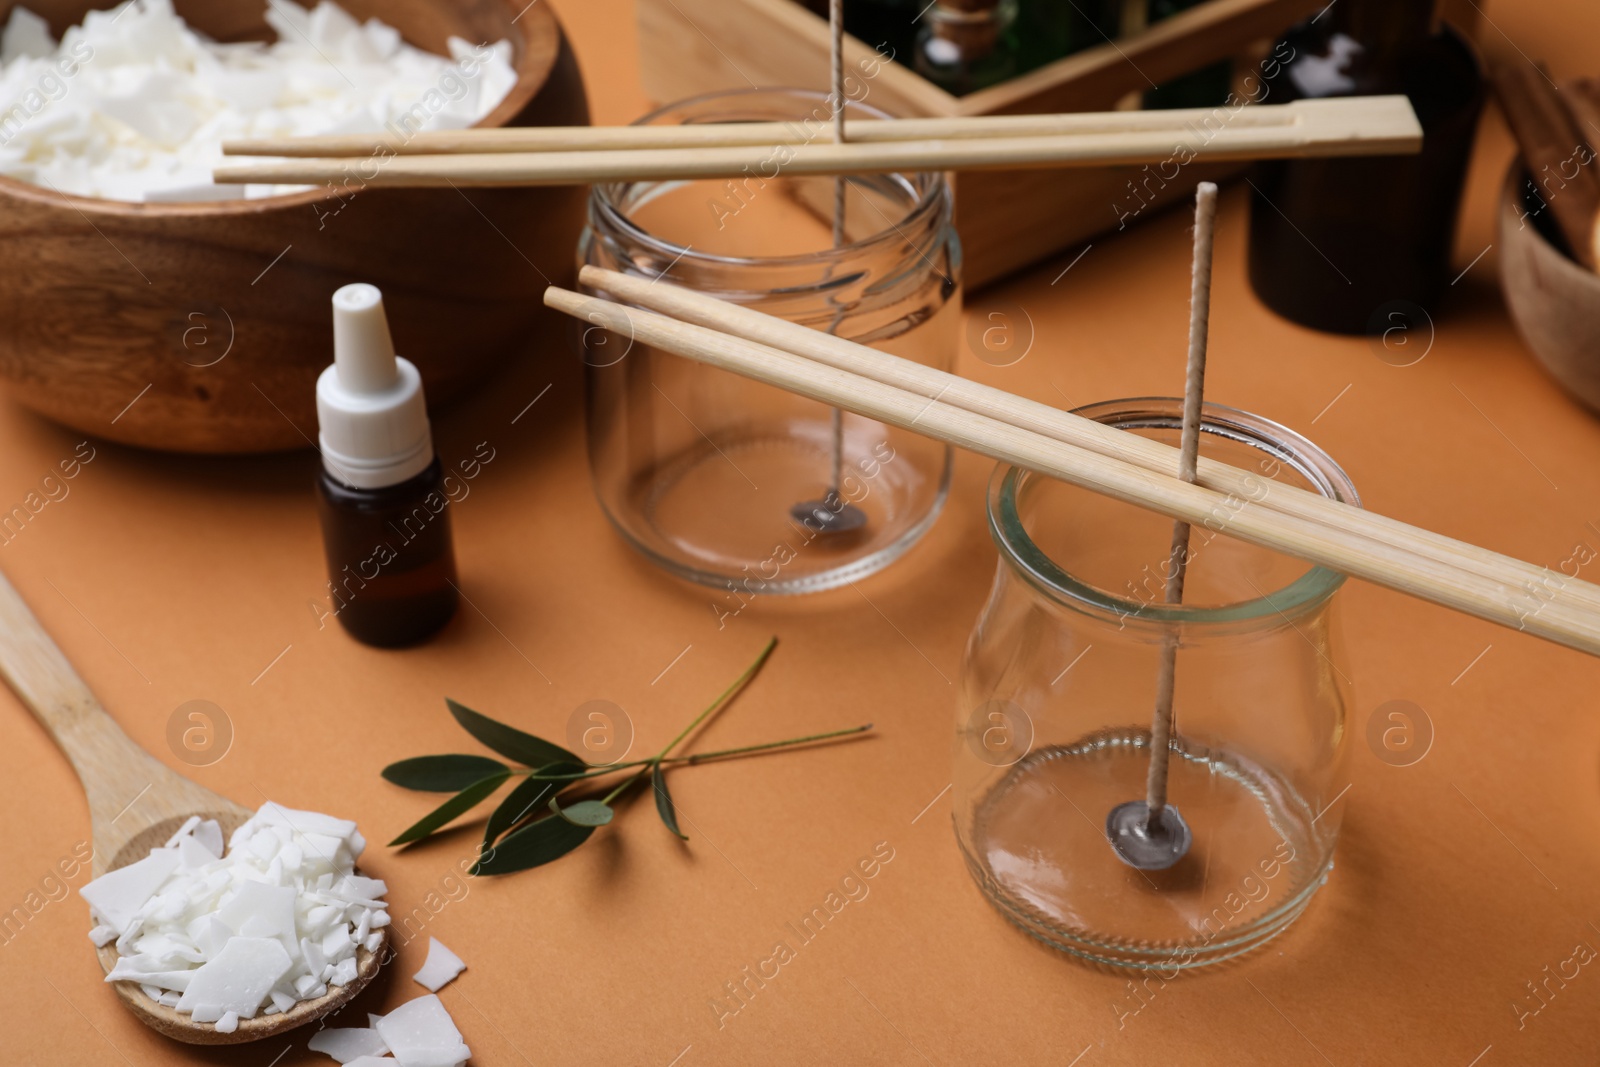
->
[[316, 284, 434, 490]]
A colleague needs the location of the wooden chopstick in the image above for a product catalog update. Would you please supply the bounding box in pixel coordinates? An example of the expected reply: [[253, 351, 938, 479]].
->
[[222, 99, 1330, 158], [542, 285, 1600, 658], [578, 265, 1600, 617], [212, 97, 1420, 188]]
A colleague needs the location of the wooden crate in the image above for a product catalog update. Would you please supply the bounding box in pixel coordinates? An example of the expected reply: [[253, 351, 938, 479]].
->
[[635, 0, 1328, 288]]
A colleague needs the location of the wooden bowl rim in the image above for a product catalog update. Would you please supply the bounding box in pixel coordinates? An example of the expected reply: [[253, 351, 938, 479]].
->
[[1497, 156, 1600, 291], [0, 0, 562, 219]]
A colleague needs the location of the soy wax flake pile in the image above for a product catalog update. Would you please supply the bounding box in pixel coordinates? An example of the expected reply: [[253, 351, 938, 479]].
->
[[0, 0, 518, 202], [78, 802, 389, 1034]]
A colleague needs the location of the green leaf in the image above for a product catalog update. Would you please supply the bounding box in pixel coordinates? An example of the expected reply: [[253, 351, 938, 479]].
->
[[482, 763, 585, 846], [470, 814, 594, 875], [550, 796, 614, 827], [651, 765, 688, 840], [383, 754, 509, 792], [389, 772, 511, 846], [446, 699, 584, 768]]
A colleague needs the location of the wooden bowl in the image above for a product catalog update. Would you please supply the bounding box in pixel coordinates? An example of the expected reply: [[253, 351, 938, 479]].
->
[[1499, 160, 1600, 413], [0, 0, 588, 453]]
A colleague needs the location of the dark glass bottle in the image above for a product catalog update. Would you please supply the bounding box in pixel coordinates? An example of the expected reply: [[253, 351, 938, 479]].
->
[[315, 283, 459, 648], [1142, 0, 1233, 110], [843, 0, 922, 65], [1014, 0, 1119, 77], [317, 458, 459, 648], [1246, 0, 1484, 334], [915, 0, 1019, 96], [915, 0, 1116, 96]]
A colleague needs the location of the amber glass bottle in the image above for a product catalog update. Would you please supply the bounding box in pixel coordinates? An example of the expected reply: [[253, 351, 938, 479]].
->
[[314, 284, 459, 647], [1246, 0, 1483, 334], [316, 459, 458, 648]]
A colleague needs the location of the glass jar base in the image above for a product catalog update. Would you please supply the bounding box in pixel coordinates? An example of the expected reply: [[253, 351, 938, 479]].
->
[[961, 728, 1334, 970], [608, 424, 950, 594]]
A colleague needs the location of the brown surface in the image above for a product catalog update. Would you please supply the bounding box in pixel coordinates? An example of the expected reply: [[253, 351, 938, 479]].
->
[[0, 0, 588, 453], [5, 2, 1600, 1065]]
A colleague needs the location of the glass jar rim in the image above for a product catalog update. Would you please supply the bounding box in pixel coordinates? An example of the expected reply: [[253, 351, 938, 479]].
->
[[589, 87, 948, 274], [987, 397, 1359, 627]]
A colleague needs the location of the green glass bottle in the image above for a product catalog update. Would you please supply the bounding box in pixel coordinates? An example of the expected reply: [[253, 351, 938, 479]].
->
[[915, 0, 1019, 96]]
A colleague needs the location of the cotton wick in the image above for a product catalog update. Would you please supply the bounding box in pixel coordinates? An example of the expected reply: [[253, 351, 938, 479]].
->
[[1105, 181, 1218, 871]]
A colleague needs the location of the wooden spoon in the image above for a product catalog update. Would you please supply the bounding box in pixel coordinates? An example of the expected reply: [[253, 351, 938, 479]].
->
[[0, 570, 387, 1045]]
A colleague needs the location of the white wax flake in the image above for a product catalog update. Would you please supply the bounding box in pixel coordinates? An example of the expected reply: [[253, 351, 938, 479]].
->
[[255, 802, 358, 842], [103, 963, 194, 992], [0, 0, 517, 201], [193, 820, 225, 857], [78, 848, 181, 933], [78, 801, 385, 1027], [373, 995, 470, 1067], [412, 938, 465, 993], [308, 1024, 390, 1063], [177, 834, 220, 869], [164, 815, 203, 847], [0, 6, 51, 61], [176, 936, 292, 1021], [346, 1058, 398, 1067], [218, 880, 297, 957], [215, 1010, 240, 1034]]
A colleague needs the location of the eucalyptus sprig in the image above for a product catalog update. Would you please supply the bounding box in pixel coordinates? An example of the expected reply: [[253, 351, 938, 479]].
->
[[380, 637, 872, 875]]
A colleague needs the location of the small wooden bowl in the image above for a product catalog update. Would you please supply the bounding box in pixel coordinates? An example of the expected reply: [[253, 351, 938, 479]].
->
[[1499, 160, 1600, 412], [0, 0, 589, 453]]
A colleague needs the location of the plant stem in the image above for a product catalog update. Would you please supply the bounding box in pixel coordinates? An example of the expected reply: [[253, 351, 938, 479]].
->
[[674, 724, 873, 765], [600, 765, 651, 806], [507, 639, 847, 812], [655, 636, 778, 761], [515, 722, 873, 782]]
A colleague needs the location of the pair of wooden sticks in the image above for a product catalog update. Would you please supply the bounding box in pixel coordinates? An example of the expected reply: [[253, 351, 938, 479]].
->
[[212, 96, 1421, 188], [545, 265, 1600, 659]]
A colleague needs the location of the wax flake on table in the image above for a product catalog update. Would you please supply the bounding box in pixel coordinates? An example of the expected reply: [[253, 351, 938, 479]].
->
[[372, 994, 471, 1067], [308, 1024, 390, 1062], [412, 937, 466, 992]]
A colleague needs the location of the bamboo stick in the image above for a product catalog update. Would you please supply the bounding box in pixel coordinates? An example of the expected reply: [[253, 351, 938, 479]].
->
[[542, 285, 1600, 658], [213, 97, 1420, 188], [220, 98, 1337, 157], [578, 264, 1600, 618]]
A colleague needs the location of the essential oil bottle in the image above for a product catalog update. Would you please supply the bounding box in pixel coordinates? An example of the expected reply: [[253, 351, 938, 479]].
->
[[1245, 0, 1483, 333], [314, 283, 459, 647]]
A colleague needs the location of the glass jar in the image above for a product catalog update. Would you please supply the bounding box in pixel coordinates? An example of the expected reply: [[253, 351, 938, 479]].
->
[[956, 399, 1356, 970], [579, 89, 960, 594]]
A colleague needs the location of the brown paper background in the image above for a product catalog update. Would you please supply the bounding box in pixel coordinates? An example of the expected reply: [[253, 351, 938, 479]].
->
[[4, 1, 1600, 1063]]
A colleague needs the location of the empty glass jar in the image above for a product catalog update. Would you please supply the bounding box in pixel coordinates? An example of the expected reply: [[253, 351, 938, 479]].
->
[[579, 89, 960, 594], [955, 399, 1356, 969]]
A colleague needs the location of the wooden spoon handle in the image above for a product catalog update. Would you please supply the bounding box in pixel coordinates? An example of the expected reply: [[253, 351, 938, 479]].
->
[[0, 569, 163, 820]]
